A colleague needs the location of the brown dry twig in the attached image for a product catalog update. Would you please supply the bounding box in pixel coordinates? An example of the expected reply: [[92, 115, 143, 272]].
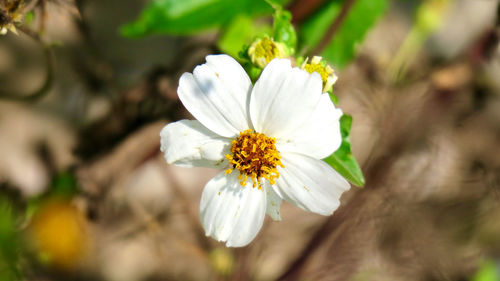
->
[[77, 120, 166, 196], [312, 0, 357, 55]]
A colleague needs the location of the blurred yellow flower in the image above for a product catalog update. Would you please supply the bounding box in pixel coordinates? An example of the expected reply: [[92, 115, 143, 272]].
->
[[29, 199, 90, 270], [209, 248, 234, 276]]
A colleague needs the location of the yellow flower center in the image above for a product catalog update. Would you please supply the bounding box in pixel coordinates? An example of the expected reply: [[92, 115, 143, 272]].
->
[[225, 130, 284, 189], [303, 62, 332, 88]]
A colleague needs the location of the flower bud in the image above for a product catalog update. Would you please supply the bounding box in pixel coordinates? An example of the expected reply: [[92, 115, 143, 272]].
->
[[301, 56, 338, 93], [248, 37, 287, 68]]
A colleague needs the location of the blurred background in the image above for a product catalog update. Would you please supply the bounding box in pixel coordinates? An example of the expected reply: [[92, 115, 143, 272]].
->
[[0, 0, 500, 280]]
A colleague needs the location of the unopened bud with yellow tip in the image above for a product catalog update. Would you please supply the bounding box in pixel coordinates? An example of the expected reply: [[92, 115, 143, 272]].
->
[[416, 0, 450, 34], [248, 37, 287, 68], [301, 56, 337, 93]]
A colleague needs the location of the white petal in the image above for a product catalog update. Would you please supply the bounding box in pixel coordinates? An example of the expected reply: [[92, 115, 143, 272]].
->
[[178, 54, 252, 138], [160, 120, 231, 168], [250, 59, 323, 138], [274, 153, 350, 216], [200, 171, 266, 247], [276, 94, 343, 159], [263, 181, 282, 221]]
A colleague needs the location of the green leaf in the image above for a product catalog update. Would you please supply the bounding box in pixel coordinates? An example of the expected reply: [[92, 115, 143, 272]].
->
[[23, 11, 34, 25], [245, 63, 263, 82], [329, 92, 339, 105], [299, 0, 387, 68], [121, 0, 290, 37], [25, 171, 79, 220], [272, 9, 297, 53], [0, 198, 22, 281], [323, 114, 365, 187], [473, 260, 500, 281], [51, 171, 79, 197], [217, 16, 271, 59], [299, 2, 340, 53]]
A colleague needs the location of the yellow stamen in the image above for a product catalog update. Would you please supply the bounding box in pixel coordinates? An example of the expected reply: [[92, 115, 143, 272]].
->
[[301, 56, 337, 92], [225, 130, 284, 189], [304, 63, 330, 83]]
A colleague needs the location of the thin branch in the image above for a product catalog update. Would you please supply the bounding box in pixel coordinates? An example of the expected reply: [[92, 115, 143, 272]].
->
[[277, 107, 420, 281], [162, 165, 213, 253], [289, 0, 327, 24], [22, 0, 41, 14], [311, 0, 357, 55], [276, 192, 365, 281]]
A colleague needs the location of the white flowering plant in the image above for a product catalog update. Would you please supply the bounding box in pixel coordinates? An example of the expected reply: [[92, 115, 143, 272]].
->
[[161, 55, 351, 246], [124, 0, 379, 247]]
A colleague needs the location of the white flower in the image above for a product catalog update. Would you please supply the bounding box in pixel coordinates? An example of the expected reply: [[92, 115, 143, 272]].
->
[[160, 55, 350, 247]]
